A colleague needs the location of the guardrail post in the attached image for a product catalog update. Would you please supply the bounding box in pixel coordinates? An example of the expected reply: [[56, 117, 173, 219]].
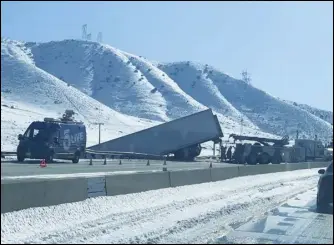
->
[[119, 159, 122, 165], [209, 162, 212, 168], [89, 157, 93, 165], [103, 156, 107, 165], [146, 159, 150, 166]]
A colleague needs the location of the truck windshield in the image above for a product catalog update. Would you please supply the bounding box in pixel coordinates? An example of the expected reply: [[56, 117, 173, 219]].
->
[[25, 122, 59, 141]]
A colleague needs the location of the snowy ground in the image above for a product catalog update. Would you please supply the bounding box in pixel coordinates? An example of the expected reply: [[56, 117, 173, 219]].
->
[[1, 169, 323, 244], [215, 188, 333, 244]]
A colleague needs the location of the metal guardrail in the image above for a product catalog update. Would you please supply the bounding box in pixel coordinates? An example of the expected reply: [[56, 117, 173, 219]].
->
[[1, 151, 16, 158], [1, 149, 217, 162], [84, 149, 166, 160]]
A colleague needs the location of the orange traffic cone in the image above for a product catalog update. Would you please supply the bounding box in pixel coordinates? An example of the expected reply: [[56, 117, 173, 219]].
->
[[40, 159, 47, 168]]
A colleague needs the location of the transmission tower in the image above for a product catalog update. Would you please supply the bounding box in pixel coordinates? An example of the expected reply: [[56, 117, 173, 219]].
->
[[87, 33, 92, 41], [241, 70, 251, 84], [82, 24, 87, 40], [97, 32, 102, 43]]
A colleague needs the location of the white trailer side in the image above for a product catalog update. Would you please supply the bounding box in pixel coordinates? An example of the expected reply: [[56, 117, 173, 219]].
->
[[88, 109, 223, 159]]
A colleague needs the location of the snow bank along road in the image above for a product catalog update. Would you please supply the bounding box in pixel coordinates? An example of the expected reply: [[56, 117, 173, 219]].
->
[[1, 169, 332, 244]]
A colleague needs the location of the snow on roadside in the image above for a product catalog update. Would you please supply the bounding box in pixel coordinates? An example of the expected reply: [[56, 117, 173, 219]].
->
[[1, 169, 321, 244]]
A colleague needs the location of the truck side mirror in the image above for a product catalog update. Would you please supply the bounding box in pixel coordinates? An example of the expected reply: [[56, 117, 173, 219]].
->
[[318, 169, 325, 175], [18, 134, 23, 140]]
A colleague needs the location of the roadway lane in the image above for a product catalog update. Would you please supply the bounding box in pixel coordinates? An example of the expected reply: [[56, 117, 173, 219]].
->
[[1, 158, 238, 177], [215, 188, 333, 244]]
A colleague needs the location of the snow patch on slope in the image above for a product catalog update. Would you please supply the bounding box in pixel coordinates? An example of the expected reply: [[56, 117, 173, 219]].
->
[[161, 62, 333, 141], [1, 39, 160, 150]]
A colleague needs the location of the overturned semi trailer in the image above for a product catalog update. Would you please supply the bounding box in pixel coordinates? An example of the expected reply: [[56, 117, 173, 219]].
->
[[88, 109, 224, 161]]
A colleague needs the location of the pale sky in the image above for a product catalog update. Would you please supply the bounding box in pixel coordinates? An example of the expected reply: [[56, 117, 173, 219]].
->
[[1, 1, 333, 111]]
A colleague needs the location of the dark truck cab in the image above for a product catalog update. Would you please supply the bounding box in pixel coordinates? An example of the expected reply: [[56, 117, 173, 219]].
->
[[17, 112, 86, 163], [317, 161, 333, 213]]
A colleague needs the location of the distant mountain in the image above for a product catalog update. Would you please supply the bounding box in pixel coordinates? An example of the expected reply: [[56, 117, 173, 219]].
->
[[283, 100, 333, 125], [1, 38, 332, 151]]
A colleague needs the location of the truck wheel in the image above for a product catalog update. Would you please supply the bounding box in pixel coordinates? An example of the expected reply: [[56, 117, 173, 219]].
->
[[45, 152, 54, 163], [72, 152, 80, 163], [259, 153, 270, 165], [236, 157, 246, 164], [247, 152, 258, 165], [271, 156, 281, 164], [17, 153, 25, 162]]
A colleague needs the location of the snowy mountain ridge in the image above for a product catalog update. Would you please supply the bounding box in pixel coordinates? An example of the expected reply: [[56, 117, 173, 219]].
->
[[1, 38, 332, 151]]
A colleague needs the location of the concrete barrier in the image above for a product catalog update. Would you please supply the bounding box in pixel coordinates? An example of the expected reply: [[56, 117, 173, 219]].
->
[[1, 178, 88, 213], [308, 161, 331, 169], [237, 164, 285, 177], [105, 171, 170, 196], [211, 167, 239, 182], [2, 161, 330, 213], [169, 169, 211, 187], [284, 163, 309, 171]]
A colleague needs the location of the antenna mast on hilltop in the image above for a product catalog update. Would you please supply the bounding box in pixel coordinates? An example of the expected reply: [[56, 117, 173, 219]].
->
[[241, 70, 251, 84], [97, 32, 103, 43], [82, 24, 87, 40]]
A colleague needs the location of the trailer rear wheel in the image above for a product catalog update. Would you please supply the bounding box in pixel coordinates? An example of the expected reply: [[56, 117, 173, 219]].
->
[[72, 152, 80, 163]]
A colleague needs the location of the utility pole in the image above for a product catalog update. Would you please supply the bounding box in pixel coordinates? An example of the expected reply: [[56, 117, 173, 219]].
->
[[93, 122, 104, 144], [82, 24, 87, 40]]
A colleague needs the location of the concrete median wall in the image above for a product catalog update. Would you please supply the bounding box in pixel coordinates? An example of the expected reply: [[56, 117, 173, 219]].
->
[[106, 171, 170, 196], [308, 161, 330, 169], [1, 178, 88, 213], [238, 164, 285, 177], [169, 169, 211, 187], [1, 161, 330, 213], [211, 167, 239, 182]]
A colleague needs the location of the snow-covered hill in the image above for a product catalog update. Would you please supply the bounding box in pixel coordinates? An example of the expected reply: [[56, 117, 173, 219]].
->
[[1, 38, 332, 151], [160, 62, 333, 141], [23, 39, 267, 134], [282, 99, 333, 125], [1, 39, 160, 151]]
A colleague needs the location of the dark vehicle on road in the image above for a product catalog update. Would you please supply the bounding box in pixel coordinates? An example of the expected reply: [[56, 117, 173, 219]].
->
[[317, 161, 333, 212], [16, 110, 86, 163]]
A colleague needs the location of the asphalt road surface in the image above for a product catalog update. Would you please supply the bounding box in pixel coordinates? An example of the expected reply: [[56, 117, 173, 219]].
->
[[1, 158, 237, 177], [215, 188, 333, 244]]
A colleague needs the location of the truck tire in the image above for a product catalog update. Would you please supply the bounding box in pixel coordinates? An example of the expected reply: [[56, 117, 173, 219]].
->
[[247, 152, 258, 165], [72, 152, 80, 163], [271, 155, 282, 164], [259, 153, 270, 165], [17, 152, 25, 162]]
